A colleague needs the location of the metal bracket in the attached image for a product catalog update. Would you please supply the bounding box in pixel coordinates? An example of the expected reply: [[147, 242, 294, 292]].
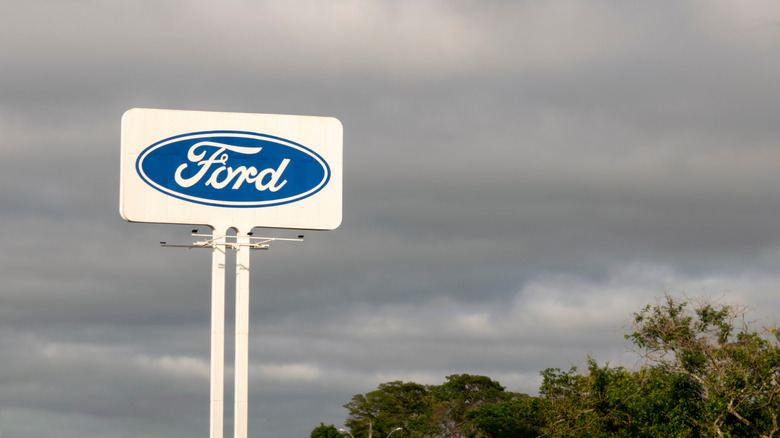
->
[[160, 229, 304, 250]]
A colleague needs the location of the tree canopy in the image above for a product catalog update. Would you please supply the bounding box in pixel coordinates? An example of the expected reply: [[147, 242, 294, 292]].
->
[[315, 294, 780, 438], [311, 422, 343, 438]]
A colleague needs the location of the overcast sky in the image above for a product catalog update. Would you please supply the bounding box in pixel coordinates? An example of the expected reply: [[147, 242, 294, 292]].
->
[[3, 1, 780, 437]]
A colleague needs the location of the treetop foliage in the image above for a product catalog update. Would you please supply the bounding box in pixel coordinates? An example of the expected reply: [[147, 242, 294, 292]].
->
[[318, 294, 780, 438], [311, 422, 343, 438]]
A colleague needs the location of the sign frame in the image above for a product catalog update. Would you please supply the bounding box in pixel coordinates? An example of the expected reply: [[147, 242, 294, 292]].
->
[[120, 108, 343, 233]]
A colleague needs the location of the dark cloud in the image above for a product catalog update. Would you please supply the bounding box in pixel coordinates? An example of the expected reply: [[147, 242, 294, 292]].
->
[[3, 1, 780, 437]]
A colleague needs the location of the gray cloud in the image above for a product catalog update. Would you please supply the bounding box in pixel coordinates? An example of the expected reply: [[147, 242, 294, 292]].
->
[[3, 1, 780, 437]]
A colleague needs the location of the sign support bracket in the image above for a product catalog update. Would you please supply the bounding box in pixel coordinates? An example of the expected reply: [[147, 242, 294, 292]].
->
[[163, 230, 303, 438]]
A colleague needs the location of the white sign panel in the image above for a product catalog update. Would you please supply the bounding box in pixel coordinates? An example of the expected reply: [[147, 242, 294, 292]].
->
[[120, 108, 342, 231]]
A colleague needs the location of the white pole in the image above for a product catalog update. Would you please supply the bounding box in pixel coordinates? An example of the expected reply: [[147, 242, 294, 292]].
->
[[210, 230, 226, 438], [234, 232, 251, 438]]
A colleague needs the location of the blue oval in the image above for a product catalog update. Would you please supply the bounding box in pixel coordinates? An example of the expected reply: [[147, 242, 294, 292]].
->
[[136, 131, 330, 207]]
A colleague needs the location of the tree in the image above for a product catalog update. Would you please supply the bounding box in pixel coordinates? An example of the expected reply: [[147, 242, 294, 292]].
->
[[466, 394, 543, 438], [627, 294, 780, 437], [538, 359, 637, 438], [344, 380, 434, 438], [431, 374, 512, 438], [628, 367, 707, 438], [311, 422, 344, 438], [335, 295, 780, 438], [538, 357, 710, 438]]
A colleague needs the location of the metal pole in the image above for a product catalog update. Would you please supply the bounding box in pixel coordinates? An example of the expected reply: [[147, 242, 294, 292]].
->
[[163, 230, 299, 437], [234, 232, 251, 438], [210, 231, 226, 438]]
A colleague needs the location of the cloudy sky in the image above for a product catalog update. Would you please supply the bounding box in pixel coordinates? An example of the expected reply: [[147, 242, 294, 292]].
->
[[3, 0, 780, 437]]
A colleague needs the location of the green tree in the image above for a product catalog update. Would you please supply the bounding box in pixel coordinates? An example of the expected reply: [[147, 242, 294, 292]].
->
[[538, 360, 629, 438], [466, 394, 543, 438], [311, 422, 344, 438], [538, 357, 711, 437], [336, 295, 780, 438], [628, 367, 706, 437], [344, 380, 434, 438], [430, 374, 511, 438], [627, 294, 780, 437]]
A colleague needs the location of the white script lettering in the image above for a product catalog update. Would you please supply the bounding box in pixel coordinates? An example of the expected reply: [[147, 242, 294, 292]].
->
[[174, 141, 289, 192]]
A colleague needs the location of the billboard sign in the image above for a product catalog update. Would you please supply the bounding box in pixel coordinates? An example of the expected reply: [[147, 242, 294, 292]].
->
[[120, 108, 342, 231]]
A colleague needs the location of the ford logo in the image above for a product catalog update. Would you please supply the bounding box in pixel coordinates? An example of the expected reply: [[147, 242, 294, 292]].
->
[[136, 131, 330, 207]]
